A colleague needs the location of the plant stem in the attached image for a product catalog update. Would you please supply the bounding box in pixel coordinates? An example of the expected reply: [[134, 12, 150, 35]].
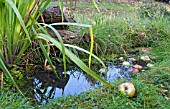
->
[[1, 72, 4, 89]]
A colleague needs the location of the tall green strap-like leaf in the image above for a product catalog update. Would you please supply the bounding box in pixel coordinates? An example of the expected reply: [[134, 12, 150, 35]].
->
[[15, 0, 50, 62], [6, 4, 15, 63], [37, 34, 112, 87], [0, 4, 5, 61], [25, 0, 50, 28], [6, 0, 30, 43], [0, 58, 24, 97], [89, 26, 94, 68], [59, 0, 64, 22], [7, 0, 32, 62]]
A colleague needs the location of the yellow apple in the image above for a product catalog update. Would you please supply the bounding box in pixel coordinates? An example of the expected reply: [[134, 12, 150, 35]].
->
[[118, 82, 135, 97], [141, 56, 150, 61], [122, 61, 130, 66]]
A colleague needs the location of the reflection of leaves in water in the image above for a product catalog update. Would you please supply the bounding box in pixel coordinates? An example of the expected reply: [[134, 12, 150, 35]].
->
[[49, 87, 55, 99], [78, 63, 103, 86], [33, 71, 70, 104], [80, 67, 98, 86]]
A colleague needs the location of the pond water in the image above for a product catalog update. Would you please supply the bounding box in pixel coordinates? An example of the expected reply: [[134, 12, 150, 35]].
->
[[24, 56, 149, 104], [32, 64, 123, 104]]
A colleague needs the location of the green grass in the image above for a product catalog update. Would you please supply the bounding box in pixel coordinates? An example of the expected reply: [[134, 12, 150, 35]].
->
[[0, 90, 33, 109], [72, 1, 170, 57], [1, 1, 170, 109]]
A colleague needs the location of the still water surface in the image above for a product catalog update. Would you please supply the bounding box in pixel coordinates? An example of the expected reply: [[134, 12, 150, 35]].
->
[[31, 62, 131, 104]]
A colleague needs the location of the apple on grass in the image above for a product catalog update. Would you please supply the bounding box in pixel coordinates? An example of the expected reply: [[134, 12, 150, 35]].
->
[[118, 82, 135, 97], [122, 61, 130, 66]]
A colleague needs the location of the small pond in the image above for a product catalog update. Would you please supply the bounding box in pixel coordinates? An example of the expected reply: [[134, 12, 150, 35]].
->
[[23, 55, 150, 104]]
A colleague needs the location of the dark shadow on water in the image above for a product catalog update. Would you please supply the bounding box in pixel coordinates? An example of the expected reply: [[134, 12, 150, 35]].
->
[[32, 68, 99, 104]]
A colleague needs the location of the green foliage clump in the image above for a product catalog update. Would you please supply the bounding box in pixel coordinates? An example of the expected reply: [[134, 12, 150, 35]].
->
[[3, 65, 26, 89], [138, 2, 170, 19]]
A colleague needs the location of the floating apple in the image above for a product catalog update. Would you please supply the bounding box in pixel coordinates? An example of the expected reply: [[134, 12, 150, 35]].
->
[[119, 57, 124, 60], [122, 61, 130, 66], [129, 68, 139, 73], [140, 56, 150, 61], [99, 68, 106, 73], [118, 82, 135, 97], [99, 68, 107, 80], [133, 64, 143, 69], [129, 58, 137, 62], [147, 63, 154, 68]]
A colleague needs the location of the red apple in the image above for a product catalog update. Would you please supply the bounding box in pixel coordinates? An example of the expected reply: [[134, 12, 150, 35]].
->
[[140, 32, 145, 37], [141, 56, 150, 61], [151, 56, 156, 60], [129, 58, 137, 62], [118, 82, 135, 97], [130, 68, 139, 73], [133, 64, 143, 70]]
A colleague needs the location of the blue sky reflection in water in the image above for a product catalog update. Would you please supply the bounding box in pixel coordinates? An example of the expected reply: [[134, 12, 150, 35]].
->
[[33, 69, 97, 104], [33, 64, 130, 104]]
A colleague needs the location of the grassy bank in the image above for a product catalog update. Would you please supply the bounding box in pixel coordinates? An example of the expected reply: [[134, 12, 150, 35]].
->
[[1, 1, 170, 109]]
